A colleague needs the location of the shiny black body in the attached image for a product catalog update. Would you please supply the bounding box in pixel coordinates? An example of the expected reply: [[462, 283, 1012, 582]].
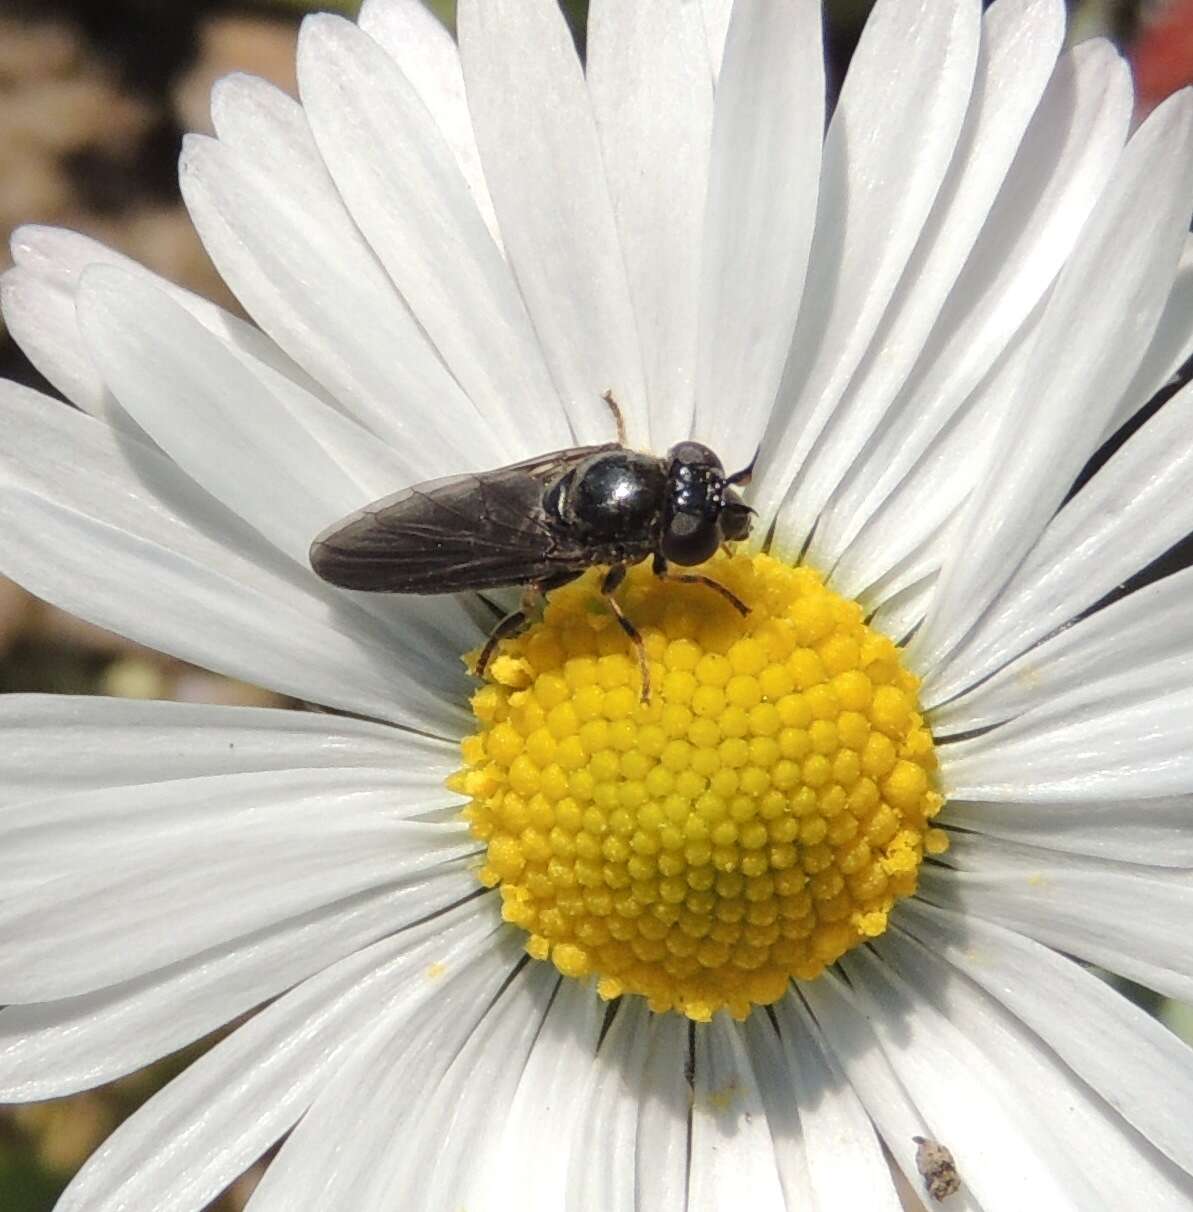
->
[[309, 441, 754, 595]]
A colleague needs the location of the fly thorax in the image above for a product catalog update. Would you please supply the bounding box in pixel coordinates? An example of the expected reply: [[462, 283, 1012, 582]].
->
[[552, 451, 666, 543]]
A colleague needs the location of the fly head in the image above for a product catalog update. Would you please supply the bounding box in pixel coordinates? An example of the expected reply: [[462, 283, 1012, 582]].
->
[[660, 442, 754, 565]]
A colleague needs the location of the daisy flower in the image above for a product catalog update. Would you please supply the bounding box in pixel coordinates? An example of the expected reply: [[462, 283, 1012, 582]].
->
[[2, 0, 1193, 1208]]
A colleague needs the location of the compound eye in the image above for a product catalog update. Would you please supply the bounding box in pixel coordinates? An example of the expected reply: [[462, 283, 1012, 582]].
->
[[666, 441, 723, 474], [661, 511, 721, 565]]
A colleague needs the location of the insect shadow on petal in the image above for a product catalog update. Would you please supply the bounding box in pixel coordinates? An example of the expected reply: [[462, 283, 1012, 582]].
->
[[310, 393, 757, 701]]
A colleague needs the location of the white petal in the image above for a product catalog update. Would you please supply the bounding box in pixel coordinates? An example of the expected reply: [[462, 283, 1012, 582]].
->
[[357, 0, 503, 245], [281, 958, 552, 1212], [457, 0, 648, 446], [689, 1015, 786, 1212], [0, 266, 121, 425], [693, 0, 824, 468], [55, 899, 501, 1212], [795, 0, 1065, 566], [740, 1012, 816, 1208], [875, 928, 1193, 1209], [78, 254, 490, 655], [0, 768, 474, 1001], [0, 863, 475, 1099], [831, 305, 1038, 603], [781, 997, 903, 1212], [757, 0, 983, 536], [489, 980, 604, 1212], [821, 39, 1132, 570], [71, 260, 489, 696], [919, 842, 1193, 1001], [923, 376, 1193, 708], [858, 510, 962, 618], [799, 975, 949, 1206], [942, 682, 1193, 801], [0, 694, 452, 806], [400, 963, 561, 1212], [73, 253, 499, 664], [700, 0, 733, 77], [564, 997, 651, 1212], [911, 90, 1193, 675], [634, 1008, 691, 1211], [587, 0, 712, 445], [1106, 235, 1193, 434], [939, 829, 1191, 876], [900, 898, 1193, 1180], [841, 946, 1090, 1211], [0, 748, 452, 847], [935, 565, 1193, 733], [296, 16, 566, 458], [186, 82, 494, 464], [77, 265, 384, 563], [759, 997, 905, 1212], [10, 224, 330, 406], [0, 383, 471, 732], [941, 794, 1193, 867], [867, 585, 934, 645]]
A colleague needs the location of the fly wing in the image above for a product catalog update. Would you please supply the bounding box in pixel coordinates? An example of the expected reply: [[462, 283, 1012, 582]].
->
[[309, 445, 617, 593]]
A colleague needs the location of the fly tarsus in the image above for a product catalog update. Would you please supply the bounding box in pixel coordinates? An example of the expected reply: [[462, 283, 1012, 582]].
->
[[601, 563, 650, 703], [651, 554, 750, 617], [474, 571, 581, 679]]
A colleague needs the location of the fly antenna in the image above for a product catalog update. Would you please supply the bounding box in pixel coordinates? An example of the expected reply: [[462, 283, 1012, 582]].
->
[[727, 446, 760, 487], [602, 390, 628, 446]]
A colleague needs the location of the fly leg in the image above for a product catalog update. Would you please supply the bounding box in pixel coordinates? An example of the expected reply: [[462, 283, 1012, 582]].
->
[[474, 604, 533, 680], [601, 563, 651, 703], [475, 571, 581, 680], [602, 390, 628, 446], [652, 554, 750, 616]]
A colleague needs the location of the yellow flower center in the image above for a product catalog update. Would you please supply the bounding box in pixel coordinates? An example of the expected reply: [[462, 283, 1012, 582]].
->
[[449, 553, 945, 1022]]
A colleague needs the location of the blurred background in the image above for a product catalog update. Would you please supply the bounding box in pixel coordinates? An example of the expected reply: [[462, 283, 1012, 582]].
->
[[0, 0, 1190, 1207]]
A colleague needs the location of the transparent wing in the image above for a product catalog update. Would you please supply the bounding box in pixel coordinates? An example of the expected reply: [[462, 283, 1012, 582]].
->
[[309, 445, 618, 593]]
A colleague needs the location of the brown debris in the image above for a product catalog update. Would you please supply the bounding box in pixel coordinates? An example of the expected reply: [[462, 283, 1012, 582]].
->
[[913, 1135, 962, 1202]]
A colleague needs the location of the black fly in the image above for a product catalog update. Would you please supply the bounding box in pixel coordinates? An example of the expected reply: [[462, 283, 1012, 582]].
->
[[309, 394, 755, 699]]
